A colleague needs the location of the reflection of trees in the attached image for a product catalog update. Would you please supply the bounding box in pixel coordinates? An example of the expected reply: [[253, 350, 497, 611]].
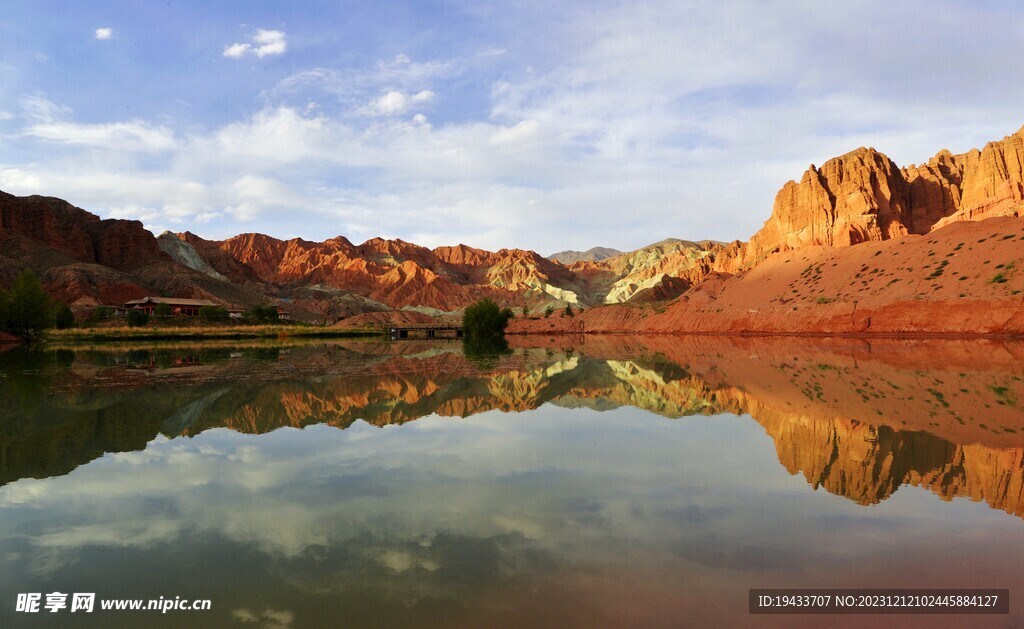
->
[[0, 349, 59, 413], [462, 336, 512, 369]]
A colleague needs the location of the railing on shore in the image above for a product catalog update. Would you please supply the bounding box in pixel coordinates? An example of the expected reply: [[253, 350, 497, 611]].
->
[[385, 324, 463, 340]]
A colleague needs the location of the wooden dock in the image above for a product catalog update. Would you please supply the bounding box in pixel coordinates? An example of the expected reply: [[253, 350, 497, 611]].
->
[[386, 323, 463, 339]]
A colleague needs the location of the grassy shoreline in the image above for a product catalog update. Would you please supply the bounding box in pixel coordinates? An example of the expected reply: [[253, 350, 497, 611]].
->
[[46, 325, 382, 343]]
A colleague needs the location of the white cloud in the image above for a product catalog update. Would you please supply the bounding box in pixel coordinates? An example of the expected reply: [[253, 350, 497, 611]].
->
[[265, 56, 458, 116], [0, 167, 44, 192], [223, 43, 251, 59], [361, 89, 433, 116], [370, 90, 408, 115], [94, 27, 113, 40], [232, 608, 295, 628], [411, 90, 434, 104], [20, 95, 175, 152], [490, 119, 539, 145], [224, 29, 287, 59], [26, 120, 176, 152], [21, 93, 71, 123]]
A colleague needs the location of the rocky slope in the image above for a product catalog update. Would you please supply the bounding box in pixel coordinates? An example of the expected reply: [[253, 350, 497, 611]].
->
[[0, 190, 166, 271], [0, 187, 707, 317], [0, 192, 296, 312], [172, 231, 601, 312], [511, 216, 1024, 335]]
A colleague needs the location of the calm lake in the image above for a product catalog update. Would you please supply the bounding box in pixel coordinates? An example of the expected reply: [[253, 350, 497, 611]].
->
[[1, 336, 1023, 628]]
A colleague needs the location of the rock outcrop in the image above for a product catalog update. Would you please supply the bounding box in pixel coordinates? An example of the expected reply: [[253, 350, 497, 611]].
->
[[736, 125, 1024, 268], [157, 231, 227, 281], [0, 193, 297, 313], [0, 191, 167, 271], [740, 148, 912, 267]]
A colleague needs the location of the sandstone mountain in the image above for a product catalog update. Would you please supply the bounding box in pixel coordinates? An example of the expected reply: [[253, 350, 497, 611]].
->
[[736, 124, 1024, 268], [0, 191, 273, 309], [0, 187, 709, 318]]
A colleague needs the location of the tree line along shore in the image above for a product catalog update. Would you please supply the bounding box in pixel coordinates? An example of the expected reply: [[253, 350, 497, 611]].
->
[[0, 270, 378, 345]]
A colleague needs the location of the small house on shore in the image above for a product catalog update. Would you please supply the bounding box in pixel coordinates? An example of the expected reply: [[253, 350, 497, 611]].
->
[[122, 296, 219, 317]]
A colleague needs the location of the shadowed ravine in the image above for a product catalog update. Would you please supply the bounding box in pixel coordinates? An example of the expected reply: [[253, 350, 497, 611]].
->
[[2, 337, 1023, 519]]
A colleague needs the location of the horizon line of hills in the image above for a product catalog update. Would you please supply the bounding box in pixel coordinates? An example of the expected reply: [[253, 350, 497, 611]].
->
[[0, 123, 1021, 327]]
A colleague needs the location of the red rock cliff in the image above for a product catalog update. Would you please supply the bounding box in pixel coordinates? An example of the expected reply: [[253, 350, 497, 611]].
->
[[0, 191, 167, 271], [737, 126, 1024, 267]]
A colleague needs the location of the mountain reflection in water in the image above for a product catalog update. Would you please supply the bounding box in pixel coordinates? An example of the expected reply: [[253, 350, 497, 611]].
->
[[2, 336, 1023, 518], [3, 337, 1024, 628]]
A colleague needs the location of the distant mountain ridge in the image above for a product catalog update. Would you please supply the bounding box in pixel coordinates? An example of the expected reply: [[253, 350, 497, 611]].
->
[[547, 247, 622, 264]]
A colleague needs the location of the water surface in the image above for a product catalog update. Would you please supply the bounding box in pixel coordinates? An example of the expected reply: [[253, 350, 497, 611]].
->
[[1, 336, 1023, 628]]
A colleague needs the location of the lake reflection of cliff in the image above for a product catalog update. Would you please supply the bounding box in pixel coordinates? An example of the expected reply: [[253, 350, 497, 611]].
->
[[2, 337, 1024, 519]]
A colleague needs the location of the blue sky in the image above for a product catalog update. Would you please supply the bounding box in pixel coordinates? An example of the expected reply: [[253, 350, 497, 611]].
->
[[1, 0, 1023, 253]]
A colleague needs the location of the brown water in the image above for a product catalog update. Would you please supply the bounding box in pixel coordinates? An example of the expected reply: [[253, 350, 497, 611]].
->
[[1, 336, 1023, 628]]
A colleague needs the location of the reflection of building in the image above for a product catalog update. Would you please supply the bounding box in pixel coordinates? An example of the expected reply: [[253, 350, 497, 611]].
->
[[122, 297, 219, 316]]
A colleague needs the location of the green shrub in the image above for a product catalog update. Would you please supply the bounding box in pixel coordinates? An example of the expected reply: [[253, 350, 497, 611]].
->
[[462, 298, 513, 339], [543, 306, 554, 318], [243, 305, 280, 324], [0, 269, 53, 342], [54, 304, 75, 329], [126, 309, 149, 327], [563, 304, 574, 317], [199, 305, 230, 322], [154, 302, 173, 318]]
